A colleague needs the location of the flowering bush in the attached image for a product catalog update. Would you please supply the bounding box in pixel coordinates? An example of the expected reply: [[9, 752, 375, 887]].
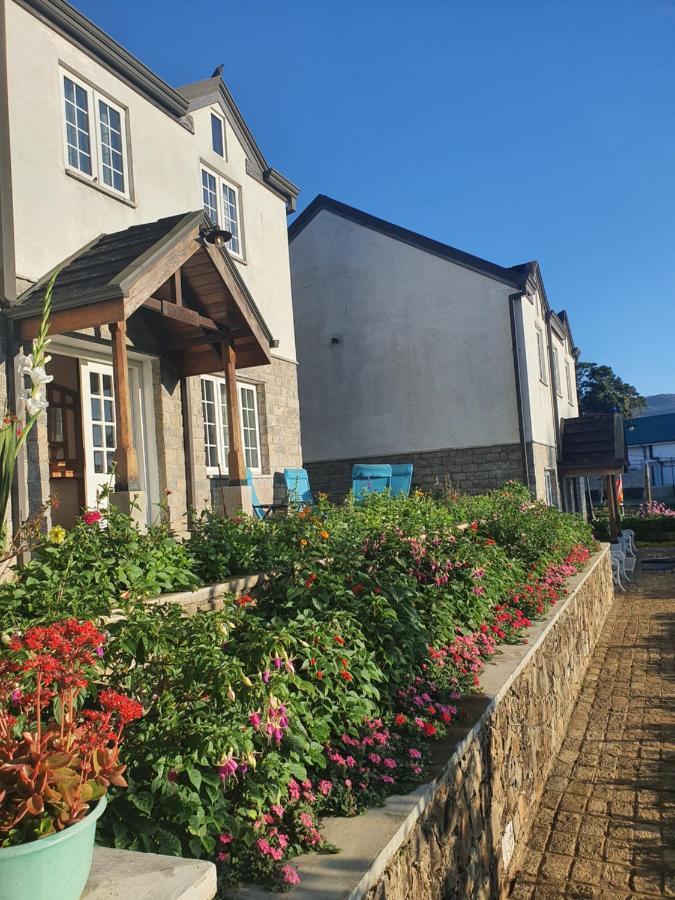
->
[[636, 500, 675, 518], [0, 619, 141, 846], [2, 484, 594, 889]]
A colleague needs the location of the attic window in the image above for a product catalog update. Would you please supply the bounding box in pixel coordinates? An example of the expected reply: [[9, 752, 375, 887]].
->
[[211, 112, 225, 157]]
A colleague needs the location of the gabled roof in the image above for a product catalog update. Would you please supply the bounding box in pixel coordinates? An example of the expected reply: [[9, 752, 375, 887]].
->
[[178, 78, 299, 212], [7, 211, 275, 370], [559, 414, 626, 476], [16, 1, 298, 209], [624, 412, 675, 446], [289, 195, 528, 289]]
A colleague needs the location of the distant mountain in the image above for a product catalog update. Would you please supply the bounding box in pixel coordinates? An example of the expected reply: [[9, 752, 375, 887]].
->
[[636, 394, 675, 417]]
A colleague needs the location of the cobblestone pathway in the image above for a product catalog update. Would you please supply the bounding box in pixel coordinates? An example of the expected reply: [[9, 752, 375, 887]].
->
[[510, 547, 675, 899]]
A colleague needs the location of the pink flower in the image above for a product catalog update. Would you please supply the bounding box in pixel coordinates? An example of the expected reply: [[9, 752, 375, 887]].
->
[[273, 656, 283, 669], [249, 712, 261, 729], [282, 865, 301, 885], [271, 803, 285, 817], [83, 509, 102, 525], [262, 670, 270, 684], [383, 757, 397, 769], [344, 778, 352, 789], [409, 748, 422, 759], [299, 812, 314, 828], [368, 753, 381, 765], [277, 833, 289, 849], [318, 779, 332, 796], [217, 850, 230, 862], [381, 774, 395, 784], [345, 755, 357, 768], [218, 757, 238, 780], [219, 832, 233, 845]]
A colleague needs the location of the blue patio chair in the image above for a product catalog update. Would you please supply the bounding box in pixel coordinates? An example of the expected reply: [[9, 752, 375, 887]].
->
[[390, 464, 413, 497], [351, 464, 392, 501], [283, 467, 314, 507], [246, 469, 287, 520]]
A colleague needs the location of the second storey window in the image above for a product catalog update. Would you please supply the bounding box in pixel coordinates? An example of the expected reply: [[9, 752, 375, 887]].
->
[[565, 362, 573, 403], [552, 346, 562, 396], [62, 71, 129, 197], [211, 112, 225, 157], [201, 166, 243, 259], [535, 327, 547, 382], [200, 377, 261, 474]]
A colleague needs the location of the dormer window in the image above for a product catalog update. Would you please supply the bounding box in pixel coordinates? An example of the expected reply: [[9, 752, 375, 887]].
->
[[211, 111, 225, 157], [61, 69, 130, 198]]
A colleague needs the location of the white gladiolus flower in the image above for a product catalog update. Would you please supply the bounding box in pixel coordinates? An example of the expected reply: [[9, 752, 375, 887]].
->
[[17, 352, 34, 376], [25, 392, 49, 417], [28, 366, 53, 388]]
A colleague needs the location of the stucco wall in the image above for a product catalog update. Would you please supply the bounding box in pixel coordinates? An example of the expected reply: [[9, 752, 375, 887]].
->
[[290, 210, 521, 463], [5, 0, 297, 362]]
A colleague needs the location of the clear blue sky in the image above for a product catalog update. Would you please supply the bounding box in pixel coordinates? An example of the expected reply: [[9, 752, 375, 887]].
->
[[77, 0, 675, 396]]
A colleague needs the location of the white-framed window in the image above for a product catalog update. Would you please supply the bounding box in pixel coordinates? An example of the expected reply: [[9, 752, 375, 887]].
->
[[61, 69, 129, 197], [211, 111, 225, 157], [200, 376, 261, 474], [200, 165, 243, 259], [565, 361, 573, 404], [552, 346, 562, 396], [535, 326, 547, 383], [544, 469, 555, 507]]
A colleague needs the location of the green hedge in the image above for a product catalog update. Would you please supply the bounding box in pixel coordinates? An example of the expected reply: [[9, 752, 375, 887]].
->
[[592, 514, 675, 544]]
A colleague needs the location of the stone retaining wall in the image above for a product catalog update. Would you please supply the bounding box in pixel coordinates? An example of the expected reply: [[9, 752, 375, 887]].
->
[[238, 546, 612, 900]]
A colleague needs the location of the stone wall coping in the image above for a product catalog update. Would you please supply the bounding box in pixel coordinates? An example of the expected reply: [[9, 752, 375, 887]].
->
[[83, 847, 217, 899], [235, 544, 610, 900], [146, 573, 266, 613]]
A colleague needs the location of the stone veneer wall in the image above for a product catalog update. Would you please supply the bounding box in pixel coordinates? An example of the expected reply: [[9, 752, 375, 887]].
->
[[361, 548, 612, 900], [304, 442, 526, 502]]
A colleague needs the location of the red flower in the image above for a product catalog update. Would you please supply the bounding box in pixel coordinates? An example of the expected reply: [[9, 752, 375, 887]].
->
[[99, 689, 144, 724], [333, 635, 345, 646], [235, 594, 255, 607], [316, 670, 324, 680], [82, 509, 102, 526], [395, 713, 407, 726], [352, 583, 365, 595], [422, 722, 437, 737], [486, 538, 496, 545], [339, 670, 353, 682], [470, 521, 478, 532]]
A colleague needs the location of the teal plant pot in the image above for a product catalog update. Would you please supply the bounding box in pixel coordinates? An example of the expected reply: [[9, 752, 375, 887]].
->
[[0, 796, 107, 900]]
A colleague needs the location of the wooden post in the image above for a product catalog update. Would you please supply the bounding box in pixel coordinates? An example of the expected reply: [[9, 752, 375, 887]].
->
[[644, 463, 652, 506], [223, 341, 246, 484], [605, 474, 620, 541], [172, 270, 183, 307], [110, 321, 139, 491]]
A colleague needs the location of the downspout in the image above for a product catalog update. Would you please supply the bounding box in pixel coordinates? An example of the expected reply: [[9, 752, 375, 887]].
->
[[508, 293, 531, 495], [544, 311, 562, 507]]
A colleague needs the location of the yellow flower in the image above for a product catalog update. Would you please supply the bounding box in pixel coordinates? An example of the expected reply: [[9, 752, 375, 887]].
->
[[300, 538, 308, 547], [319, 530, 329, 540], [48, 525, 66, 545]]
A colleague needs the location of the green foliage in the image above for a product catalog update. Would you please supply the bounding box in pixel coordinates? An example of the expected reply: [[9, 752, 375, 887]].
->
[[0, 504, 198, 628], [576, 361, 646, 417]]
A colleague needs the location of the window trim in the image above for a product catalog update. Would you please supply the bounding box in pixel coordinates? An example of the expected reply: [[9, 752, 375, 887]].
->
[[544, 469, 555, 507], [210, 109, 226, 158], [535, 326, 547, 384], [200, 375, 261, 475], [552, 346, 562, 397], [200, 164, 245, 261], [60, 66, 132, 201], [565, 361, 573, 404]]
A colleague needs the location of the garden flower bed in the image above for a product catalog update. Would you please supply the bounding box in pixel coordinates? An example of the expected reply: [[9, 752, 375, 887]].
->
[[0, 483, 595, 893]]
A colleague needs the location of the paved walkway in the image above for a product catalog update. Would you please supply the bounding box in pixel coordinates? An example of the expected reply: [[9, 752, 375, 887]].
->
[[510, 547, 675, 899]]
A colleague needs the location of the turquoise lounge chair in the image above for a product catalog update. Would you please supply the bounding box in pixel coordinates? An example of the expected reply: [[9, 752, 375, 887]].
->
[[246, 469, 287, 520], [283, 468, 314, 507], [390, 464, 413, 497], [351, 464, 392, 501]]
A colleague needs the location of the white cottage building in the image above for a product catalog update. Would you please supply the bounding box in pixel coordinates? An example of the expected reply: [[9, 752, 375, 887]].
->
[[0, 0, 302, 532], [289, 196, 582, 510]]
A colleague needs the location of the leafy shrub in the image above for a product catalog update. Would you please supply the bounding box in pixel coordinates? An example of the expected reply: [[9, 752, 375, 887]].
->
[[1, 486, 595, 890], [0, 504, 199, 628]]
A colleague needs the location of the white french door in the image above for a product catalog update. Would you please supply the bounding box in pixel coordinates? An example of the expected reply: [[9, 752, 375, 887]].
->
[[80, 359, 148, 510]]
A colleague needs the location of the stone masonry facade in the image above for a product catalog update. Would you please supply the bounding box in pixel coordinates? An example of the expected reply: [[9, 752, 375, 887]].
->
[[304, 442, 526, 501], [362, 548, 613, 900]]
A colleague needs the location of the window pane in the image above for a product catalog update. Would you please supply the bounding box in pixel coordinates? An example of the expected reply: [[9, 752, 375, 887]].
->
[[91, 397, 101, 421], [64, 77, 92, 176], [98, 99, 125, 193], [211, 113, 224, 157], [219, 383, 229, 460], [92, 424, 103, 447], [201, 169, 218, 225], [239, 386, 259, 470], [102, 374, 113, 397], [94, 450, 104, 474], [201, 378, 219, 468], [221, 183, 240, 255], [104, 399, 114, 423], [105, 425, 115, 448]]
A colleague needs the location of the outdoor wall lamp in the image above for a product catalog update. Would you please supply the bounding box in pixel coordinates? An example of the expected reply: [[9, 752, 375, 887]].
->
[[200, 225, 232, 248]]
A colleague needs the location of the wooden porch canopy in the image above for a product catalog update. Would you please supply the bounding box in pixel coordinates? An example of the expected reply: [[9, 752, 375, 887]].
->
[[7, 210, 277, 488], [559, 413, 626, 539]]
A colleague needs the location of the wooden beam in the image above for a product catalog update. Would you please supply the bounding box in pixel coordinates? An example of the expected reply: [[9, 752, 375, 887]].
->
[[606, 474, 621, 541], [223, 341, 246, 484], [142, 296, 220, 331], [165, 331, 243, 351], [17, 298, 125, 340], [110, 320, 140, 492], [172, 270, 183, 307]]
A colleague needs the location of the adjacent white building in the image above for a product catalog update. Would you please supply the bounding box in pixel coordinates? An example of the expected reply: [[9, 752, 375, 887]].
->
[[289, 196, 582, 508], [0, 0, 302, 531]]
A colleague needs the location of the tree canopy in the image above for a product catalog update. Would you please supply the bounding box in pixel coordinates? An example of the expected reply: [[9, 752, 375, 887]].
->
[[576, 362, 646, 418]]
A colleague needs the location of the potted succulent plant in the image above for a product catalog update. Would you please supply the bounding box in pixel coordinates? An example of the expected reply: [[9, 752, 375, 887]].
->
[[0, 619, 142, 900]]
